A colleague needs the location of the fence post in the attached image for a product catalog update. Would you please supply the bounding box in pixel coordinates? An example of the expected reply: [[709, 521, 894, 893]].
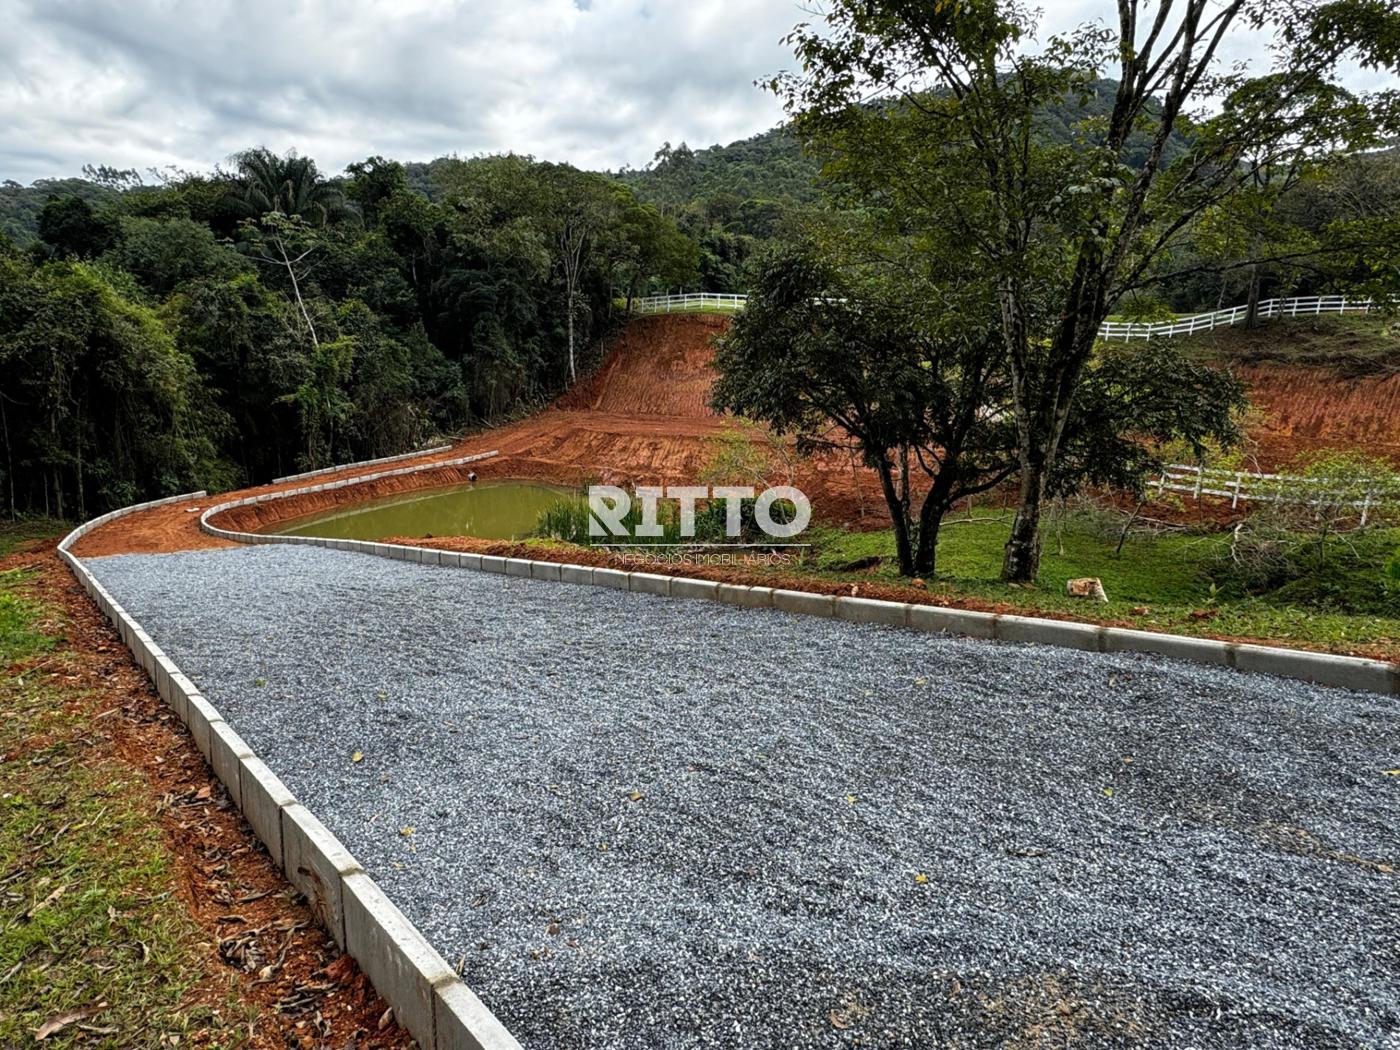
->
[[1231, 472, 1243, 509]]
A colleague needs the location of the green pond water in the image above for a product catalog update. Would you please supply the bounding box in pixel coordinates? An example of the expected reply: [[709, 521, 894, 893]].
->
[[269, 480, 572, 541]]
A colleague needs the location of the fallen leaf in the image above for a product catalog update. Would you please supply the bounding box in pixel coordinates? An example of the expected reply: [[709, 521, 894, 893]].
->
[[828, 1011, 850, 1030], [399, 826, 415, 837], [35, 1003, 107, 1040], [351, 751, 364, 763], [914, 873, 928, 884], [627, 790, 643, 802], [1103, 787, 1115, 798], [1384, 769, 1400, 777], [845, 794, 857, 805]]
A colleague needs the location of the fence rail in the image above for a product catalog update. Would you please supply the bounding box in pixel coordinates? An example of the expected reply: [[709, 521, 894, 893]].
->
[[1155, 463, 1400, 523], [632, 292, 1379, 338], [631, 293, 748, 314]]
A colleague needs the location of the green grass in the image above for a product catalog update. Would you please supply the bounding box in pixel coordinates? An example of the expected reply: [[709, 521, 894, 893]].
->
[[0, 517, 67, 558], [0, 569, 253, 1048], [801, 509, 1400, 657], [1173, 313, 1399, 377]]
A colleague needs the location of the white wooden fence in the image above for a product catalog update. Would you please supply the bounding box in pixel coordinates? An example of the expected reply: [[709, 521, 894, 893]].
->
[[631, 293, 748, 314], [1098, 295, 1375, 340], [632, 292, 1379, 339], [1155, 463, 1400, 523]]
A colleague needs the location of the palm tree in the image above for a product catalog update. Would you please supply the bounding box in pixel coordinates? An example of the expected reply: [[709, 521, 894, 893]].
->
[[230, 148, 349, 226]]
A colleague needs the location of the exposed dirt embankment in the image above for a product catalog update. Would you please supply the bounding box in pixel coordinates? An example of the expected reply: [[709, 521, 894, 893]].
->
[[1238, 364, 1400, 468], [555, 313, 726, 417]]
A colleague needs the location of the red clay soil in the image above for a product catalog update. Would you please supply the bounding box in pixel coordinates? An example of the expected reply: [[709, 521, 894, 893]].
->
[[2, 537, 411, 1049], [71, 312, 1399, 559], [1236, 364, 1400, 469]]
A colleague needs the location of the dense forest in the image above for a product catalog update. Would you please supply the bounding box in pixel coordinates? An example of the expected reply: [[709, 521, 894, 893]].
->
[[0, 152, 697, 519], [3, 81, 1397, 521]]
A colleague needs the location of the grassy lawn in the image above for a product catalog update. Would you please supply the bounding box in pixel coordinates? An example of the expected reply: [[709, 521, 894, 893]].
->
[[799, 509, 1400, 658], [0, 561, 254, 1047]]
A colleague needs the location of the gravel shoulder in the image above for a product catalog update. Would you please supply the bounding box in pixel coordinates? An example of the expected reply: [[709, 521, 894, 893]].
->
[[88, 545, 1399, 1050]]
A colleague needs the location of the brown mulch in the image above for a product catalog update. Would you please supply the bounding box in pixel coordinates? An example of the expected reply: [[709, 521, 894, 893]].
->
[[2, 536, 413, 1050]]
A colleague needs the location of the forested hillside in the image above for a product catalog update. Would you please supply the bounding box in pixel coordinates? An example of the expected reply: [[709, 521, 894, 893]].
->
[[3, 82, 1396, 521], [0, 151, 696, 519]]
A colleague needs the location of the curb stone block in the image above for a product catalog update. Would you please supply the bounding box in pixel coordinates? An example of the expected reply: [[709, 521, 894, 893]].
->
[[282, 804, 364, 949], [996, 614, 1104, 652], [1231, 644, 1396, 693], [343, 871, 454, 1049], [593, 568, 630, 590], [1100, 627, 1233, 667], [185, 695, 225, 761], [531, 561, 563, 582], [459, 553, 483, 571], [238, 756, 296, 867], [167, 670, 198, 725], [718, 584, 773, 608], [435, 980, 525, 1050], [835, 596, 908, 627], [479, 555, 507, 574], [772, 589, 836, 618], [209, 721, 254, 808], [505, 558, 533, 578], [558, 564, 593, 586], [391, 544, 411, 561], [671, 577, 720, 601], [424, 548, 443, 566], [154, 656, 176, 704], [629, 572, 671, 597], [439, 551, 464, 569], [907, 605, 999, 639]]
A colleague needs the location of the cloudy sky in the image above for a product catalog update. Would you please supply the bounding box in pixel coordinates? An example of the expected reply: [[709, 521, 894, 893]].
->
[[2, 0, 1394, 186]]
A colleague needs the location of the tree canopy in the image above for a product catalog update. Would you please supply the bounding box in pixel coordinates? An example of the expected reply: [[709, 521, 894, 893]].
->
[[0, 150, 698, 519]]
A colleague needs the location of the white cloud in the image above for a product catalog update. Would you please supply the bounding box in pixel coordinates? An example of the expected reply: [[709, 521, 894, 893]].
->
[[0, 0, 802, 182], [1, 0, 1394, 185]]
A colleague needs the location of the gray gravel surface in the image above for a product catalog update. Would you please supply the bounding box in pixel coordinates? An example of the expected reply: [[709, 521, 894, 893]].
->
[[89, 545, 1398, 1050]]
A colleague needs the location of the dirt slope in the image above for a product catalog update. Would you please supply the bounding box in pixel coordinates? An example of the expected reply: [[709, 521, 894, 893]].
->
[[1238, 364, 1400, 468], [555, 314, 725, 417]]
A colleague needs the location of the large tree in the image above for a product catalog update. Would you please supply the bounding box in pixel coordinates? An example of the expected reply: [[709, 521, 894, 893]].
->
[[713, 239, 1019, 577], [774, 0, 1400, 581]]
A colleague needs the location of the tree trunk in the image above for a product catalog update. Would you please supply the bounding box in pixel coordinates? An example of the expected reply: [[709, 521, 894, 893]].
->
[[1244, 261, 1262, 328], [1002, 457, 1047, 582], [567, 298, 577, 383], [873, 456, 915, 576]]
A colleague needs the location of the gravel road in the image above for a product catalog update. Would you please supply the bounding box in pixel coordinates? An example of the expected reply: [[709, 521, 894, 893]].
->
[[88, 545, 1398, 1050]]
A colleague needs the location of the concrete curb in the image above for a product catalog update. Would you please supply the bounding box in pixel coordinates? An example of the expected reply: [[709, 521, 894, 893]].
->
[[197, 487, 1399, 695], [58, 492, 523, 1050], [272, 443, 454, 484], [200, 449, 500, 542]]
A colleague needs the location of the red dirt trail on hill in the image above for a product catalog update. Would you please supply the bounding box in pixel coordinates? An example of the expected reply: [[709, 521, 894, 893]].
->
[[72, 313, 1396, 558]]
